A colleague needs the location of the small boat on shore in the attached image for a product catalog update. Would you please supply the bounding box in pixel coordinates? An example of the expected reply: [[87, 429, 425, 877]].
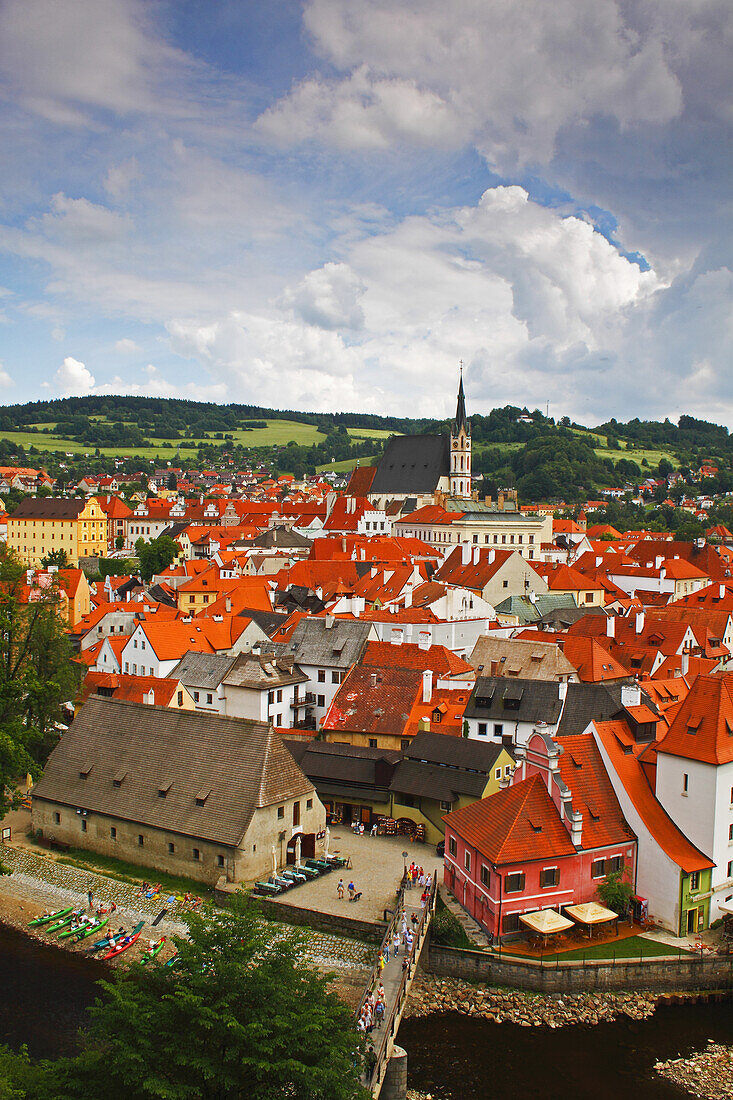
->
[[103, 921, 144, 960], [141, 936, 166, 964], [28, 907, 72, 928], [71, 917, 109, 943], [87, 927, 127, 953], [46, 910, 82, 935]]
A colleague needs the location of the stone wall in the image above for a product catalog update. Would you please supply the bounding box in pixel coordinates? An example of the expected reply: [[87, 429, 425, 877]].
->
[[239, 892, 384, 942], [425, 944, 733, 993]]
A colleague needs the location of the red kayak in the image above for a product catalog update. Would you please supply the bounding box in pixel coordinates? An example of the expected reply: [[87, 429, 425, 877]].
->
[[102, 921, 144, 960]]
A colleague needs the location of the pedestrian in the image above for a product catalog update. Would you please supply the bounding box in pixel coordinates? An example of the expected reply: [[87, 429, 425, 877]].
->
[[383, 940, 389, 961], [348, 880, 355, 900], [405, 930, 413, 954], [393, 931, 400, 957], [377, 982, 385, 1003], [401, 957, 408, 975], [375, 1000, 385, 1028], [337, 879, 345, 899], [421, 889, 428, 909], [378, 952, 385, 975], [411, 911, 418, 930], [366, 1043, 377, 1079], [87, 889, 93, 909], [370, 821, 379, 836], [401, 915, 408, 935], [418, 872, 425, 889]]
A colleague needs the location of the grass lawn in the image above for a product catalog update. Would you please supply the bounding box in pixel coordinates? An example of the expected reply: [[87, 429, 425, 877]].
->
[[55, 847, 212, 899], [347, 428, 398, 441], [514, 936, 691, 962], [316, 455, 379, 473]]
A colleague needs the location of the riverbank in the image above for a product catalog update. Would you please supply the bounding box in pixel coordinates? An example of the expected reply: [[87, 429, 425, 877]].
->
[[404, 972, 661, 1027], [655, 1041, 733, 1099]]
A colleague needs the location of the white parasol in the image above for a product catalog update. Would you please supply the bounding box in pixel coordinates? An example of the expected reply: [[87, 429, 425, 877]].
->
[[271, 845, 278, 876], [295, 835, 302, 867], [324, 826, 330, 859]]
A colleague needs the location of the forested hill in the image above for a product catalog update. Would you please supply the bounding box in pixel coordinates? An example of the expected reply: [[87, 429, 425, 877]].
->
[[0, 396, 731, 504]]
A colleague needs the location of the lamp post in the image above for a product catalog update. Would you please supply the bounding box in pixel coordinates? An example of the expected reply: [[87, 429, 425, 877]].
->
[[402, 850, 408, 888]]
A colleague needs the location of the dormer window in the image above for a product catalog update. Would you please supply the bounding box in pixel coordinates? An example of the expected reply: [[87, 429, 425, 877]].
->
[[195, 787, 212, 806]]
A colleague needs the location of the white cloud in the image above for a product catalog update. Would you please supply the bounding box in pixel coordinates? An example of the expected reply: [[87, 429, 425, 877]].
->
[[0, 366, 12, 387], [104, 158, 140, 198], [284, 262, 366, 330], [54, 356, 95, 395], [113, 338, 140, 354]]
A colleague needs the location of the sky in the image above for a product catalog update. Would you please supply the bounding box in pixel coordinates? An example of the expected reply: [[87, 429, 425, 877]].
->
[[0, 0, 731, 426]]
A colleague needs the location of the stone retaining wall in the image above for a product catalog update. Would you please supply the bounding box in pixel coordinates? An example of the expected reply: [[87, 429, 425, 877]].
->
[[425, 944, 733, 993], [227, 890, 384, 942]]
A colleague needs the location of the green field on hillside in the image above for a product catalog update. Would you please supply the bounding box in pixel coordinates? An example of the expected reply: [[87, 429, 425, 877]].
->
[[316, 455, 379, 473]]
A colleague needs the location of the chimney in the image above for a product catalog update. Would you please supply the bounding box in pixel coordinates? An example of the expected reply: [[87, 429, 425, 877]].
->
[[422, 669, 433, 704], [418, 630, 431, 651], [680, 652, 689, 677], [558, 681, 568, 702], [225, 596, 232, 613], [324, 614, 334, 630], [145, 689, 155, 706], [655, 555, 664, 569], [569, 810, 583, 848], [370, 673, 377, 688], [498, 491, 505, 509], [461, 542, 471, 566], [621, 684, 642, 709], [606, 615, 615, 638], [720, 584, 726, 599], [472, 546, 480, 565], [403, 585, 412, 608], [635, 611, 645, 635], [391, 628, 403, 646], [487, 549, 495, 564]]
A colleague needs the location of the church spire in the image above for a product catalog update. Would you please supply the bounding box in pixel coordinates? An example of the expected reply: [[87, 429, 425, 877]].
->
[[454, 362, 469, 435]]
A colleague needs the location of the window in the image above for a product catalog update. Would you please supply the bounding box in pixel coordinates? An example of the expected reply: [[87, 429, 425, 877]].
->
[[268, 690, 274, 705], [440, 799, 452, 811], [278, 830, 286, 843], [293, 801, 300, 827], [54, 812, 60, 824], [110, 827, 116, 840], [177, 691, 183, 707], [477, 722, 487, 736], [683, 773, 689, 793], [277, 806, 285, 819], [401, 738, 410, 750], [591, 858, 605, 878], [504, 765, 512, 776], [138, 834, 144, 847], [318, 670, 326, 682], [494, 767, 501, 780], [276, 689, 283, 703], [331, 671, 340, 684], [168, 842, 175, 854], [317, 694, 325, 708], [276, 713, 282, 725], [306, 798, 313, 810], [540, 867, 559, 888], [369, 738, 378, 748], [690, 871, 700, 891], [729, 823, 733, 842], [464, 851, 471, 872], [206, 693, 213, 705], [502, 912, 520, 934], [494, 724, 503, 737], [193, 848, 200, 861], [505, 872, 525, 893], [480, 865, 490, 887], [502, 580, 508, 588], [217, 855, 225, 868], [728, 861, 733, 879], [81, 819, 87, 832], [448, 836, 457, 857]]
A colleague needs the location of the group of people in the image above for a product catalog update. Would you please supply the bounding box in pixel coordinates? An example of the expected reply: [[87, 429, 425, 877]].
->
[[336, 878, 362, 902], [404, 863, 431, 893], [357, 982, 386, 1033]]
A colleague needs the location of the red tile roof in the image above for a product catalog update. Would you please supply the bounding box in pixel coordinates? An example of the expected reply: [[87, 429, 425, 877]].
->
[[657, 673, 733, 765], [556, 734, 636, 850], [361, 640, 473, 678]]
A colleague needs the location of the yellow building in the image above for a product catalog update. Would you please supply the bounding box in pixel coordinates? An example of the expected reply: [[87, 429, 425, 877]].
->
[[7, 496, 107, 567]]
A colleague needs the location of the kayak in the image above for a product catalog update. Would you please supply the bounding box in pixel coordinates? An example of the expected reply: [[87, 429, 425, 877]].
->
[[103, 921, 145, 960], [46, 911, 81, 934], [28, 907, 72, 928], [87, 928, 127, 953], [72, 916, 109, 943], [141, 936, 166, 964], [59, 916, 100, 940], [165, 951, 179, 968]]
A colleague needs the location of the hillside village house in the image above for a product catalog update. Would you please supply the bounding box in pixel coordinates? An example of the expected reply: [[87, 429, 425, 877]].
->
[[442, 730, 638, 940], [220, 651, 310, 727], [8, 496, 107, 566], [31, 696, 324, 885], [434, 546, 549, 604]]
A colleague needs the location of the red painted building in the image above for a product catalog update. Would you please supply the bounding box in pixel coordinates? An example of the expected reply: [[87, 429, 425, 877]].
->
[[443, 730, 638, 939]]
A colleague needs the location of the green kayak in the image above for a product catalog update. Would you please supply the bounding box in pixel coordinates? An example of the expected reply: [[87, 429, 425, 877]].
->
[[46, 911, 82, 934], [71, 916, 109, 942], [28, 907, 72, 928], [141, 936, 166, 964]]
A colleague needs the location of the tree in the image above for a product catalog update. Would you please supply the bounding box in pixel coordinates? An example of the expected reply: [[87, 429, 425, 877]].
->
[[134, 535, 179, 582], [596, 869, 634, 916], [35, 897, 368, 1100], [0, 546, 81, 818], [39, 549, 68, 569]]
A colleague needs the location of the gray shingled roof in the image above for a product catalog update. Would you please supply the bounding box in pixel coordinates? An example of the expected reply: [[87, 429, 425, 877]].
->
[[389, 760, 487, 802], [370, 434, 450, 494], [222, 651, 307, 689], [170, 651, 238, 690], [404, 731, 511, 771], [32, 696, 314, 847], [9, 496, 87, 519], [282, 617, 373, 669]]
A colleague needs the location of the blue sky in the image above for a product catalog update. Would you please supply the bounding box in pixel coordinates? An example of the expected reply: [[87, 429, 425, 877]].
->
[[0, 0, 730, 426]]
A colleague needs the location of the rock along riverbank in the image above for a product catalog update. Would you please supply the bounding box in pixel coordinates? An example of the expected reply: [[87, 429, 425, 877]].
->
[[404, 973, 660, 1027], [655, 1041, 733, 1099]]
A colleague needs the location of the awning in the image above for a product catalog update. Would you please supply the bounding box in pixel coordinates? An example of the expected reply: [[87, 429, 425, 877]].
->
[[564, 902, 617, 925], [519, 909, 575, 935]]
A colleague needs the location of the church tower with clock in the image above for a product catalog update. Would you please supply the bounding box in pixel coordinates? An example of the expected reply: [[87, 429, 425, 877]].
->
[[450, 369, 471, 499]]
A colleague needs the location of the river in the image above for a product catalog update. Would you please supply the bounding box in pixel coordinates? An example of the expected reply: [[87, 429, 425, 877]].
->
[[2, 918, 733, 1096]]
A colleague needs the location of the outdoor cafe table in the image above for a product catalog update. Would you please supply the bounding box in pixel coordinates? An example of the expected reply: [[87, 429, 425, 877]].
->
[[564, 902, 618, 938], [519, 909, 575, 947]]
